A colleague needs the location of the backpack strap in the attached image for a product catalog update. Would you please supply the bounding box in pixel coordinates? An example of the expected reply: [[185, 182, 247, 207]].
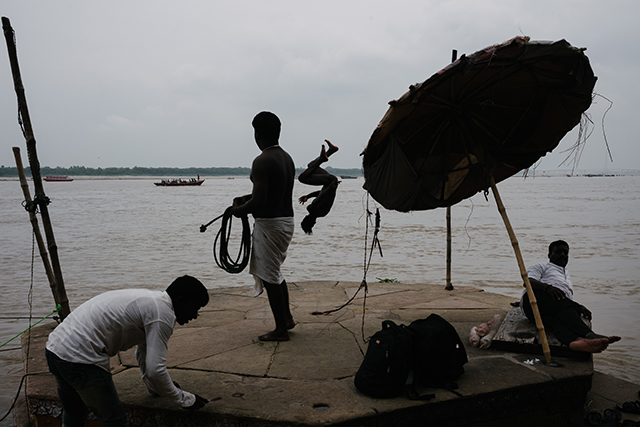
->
[[406, 380, 464, 400], [444, 384, 463, 397], [405, 383, 436, 401]]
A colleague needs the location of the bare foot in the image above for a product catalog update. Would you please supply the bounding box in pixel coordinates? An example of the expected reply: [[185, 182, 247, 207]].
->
[[569, 337, 610, 353], [586, 332, 622, 343], [258, 330, 290, 341], [325, 139, 339, 157], [319, 145, 329, 162]]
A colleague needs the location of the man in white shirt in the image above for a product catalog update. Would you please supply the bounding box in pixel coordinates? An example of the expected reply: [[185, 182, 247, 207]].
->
[[45, 275, 210, 426], [521, 240, 621, 353]]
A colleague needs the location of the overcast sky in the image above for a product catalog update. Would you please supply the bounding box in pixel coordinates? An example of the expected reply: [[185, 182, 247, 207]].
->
[[1, 1, 638, 171]]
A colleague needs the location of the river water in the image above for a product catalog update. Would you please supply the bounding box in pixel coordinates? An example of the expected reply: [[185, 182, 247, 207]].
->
[[1, 174, 639, 423]]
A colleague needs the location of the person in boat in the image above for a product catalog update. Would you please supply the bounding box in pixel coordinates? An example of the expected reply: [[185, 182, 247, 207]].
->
[[230, 111, 296, 342], [45, 275, 210, 426], [297, 140, 340, 234], [521, 240, 621, 353]]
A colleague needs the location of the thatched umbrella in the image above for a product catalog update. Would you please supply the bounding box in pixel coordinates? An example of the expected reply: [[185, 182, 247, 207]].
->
[[362, 36, 597, 364]]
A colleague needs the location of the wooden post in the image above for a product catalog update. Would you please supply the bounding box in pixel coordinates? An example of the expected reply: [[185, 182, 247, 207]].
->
[[445, 207, 453, 290], [445, 48, 458, 291], [3, 16, 70, 319], [490, 176, 553, 365], [13, 147, 69, 317]]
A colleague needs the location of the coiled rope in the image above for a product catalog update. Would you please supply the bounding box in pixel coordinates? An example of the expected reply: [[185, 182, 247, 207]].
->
[[200, 207, 251, 274]]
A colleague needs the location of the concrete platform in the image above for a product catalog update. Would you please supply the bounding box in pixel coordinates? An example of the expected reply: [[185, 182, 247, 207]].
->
[[15, 281, 635, 426]]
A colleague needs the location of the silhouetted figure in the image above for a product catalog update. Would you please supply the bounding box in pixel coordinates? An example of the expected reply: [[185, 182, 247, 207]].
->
[[521, 240, 621, 353], [230, 112, 296, 341], [298, 140, 340, 234]]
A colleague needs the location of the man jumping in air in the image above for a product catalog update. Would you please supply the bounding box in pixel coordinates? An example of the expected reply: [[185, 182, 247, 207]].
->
[[298, 140, 340, 234]]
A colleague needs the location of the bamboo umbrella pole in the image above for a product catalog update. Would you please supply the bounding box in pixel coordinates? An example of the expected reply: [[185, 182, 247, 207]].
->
[[490, 176, 553, 365], [444, 49, 458, 291], [445, 207, 453, 290], [3, 17, 70, 319], [13, 147, 68, 316]]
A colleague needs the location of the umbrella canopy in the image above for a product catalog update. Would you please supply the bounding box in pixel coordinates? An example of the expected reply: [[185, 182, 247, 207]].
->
[[362, 36, 597, 212]]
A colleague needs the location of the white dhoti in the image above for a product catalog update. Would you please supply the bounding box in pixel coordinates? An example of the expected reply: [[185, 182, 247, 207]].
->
[[250, 217, 295, 297]]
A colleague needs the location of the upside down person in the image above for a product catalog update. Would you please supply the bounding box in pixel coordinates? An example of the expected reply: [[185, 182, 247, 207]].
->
[[298, 140, 340, 234]]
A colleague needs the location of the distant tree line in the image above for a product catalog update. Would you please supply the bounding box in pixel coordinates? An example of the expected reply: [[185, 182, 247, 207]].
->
[[0, 165, 363, 178]]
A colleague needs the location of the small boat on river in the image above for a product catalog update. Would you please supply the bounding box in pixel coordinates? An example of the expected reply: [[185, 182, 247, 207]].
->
[[154, 178, 204, 186], [44, 176, 73, 182]]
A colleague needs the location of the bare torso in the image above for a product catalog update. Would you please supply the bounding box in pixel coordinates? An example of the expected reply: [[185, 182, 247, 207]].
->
[[306, 181, 338, 218], [250, 145, 295, 218]]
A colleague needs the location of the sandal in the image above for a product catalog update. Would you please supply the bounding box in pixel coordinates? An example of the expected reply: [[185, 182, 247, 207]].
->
[[602, 408, 622, 426], [617, 400, 640, 414], [584, 411, 601, 426]]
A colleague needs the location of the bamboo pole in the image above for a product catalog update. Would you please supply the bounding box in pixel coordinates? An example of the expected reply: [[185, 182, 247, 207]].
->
[[3, 16, 70, 319], [13, 147, 68, 316], [445, 49, 457, 291], [445, 207, 453, 290], [490, 176, 553, 365]]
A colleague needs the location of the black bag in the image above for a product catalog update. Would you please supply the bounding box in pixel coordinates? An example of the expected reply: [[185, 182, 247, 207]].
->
[[407, 314, 468, 390], [354, 320, 412, 398], [355, 315, 468, 399]]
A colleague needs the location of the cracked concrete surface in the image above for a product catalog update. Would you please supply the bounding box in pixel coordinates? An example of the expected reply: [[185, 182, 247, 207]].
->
[[19, 280, 636, 426]]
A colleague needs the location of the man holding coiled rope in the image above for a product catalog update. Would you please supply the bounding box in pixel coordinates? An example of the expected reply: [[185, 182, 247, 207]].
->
[[230, 111, 296, 341]]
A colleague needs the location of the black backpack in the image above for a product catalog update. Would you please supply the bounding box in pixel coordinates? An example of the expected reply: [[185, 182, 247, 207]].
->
[[354, 315, 467, 399], [407, 314, 468, 390], [354, 320, 412, 398]]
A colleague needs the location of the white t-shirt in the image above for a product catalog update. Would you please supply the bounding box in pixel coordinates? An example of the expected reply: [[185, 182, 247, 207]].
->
[[46, 289, 195, 407], [520, 262, 574, 315], [525, 262, 574, 299]]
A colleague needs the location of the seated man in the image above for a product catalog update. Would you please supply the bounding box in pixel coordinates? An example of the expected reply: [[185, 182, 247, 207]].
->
[[298, 140, 340, 234], [521, 240, 621, 353], [45, 275, 210, 426]]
